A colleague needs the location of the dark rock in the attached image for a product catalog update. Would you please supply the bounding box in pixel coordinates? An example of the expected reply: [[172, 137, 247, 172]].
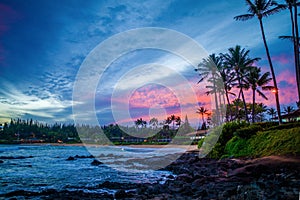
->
[[0, 156, 33, 159], [91, 159, 103, 166], [66, 156, 75, 161], [176, 174, 193, 183], [166, 174, 174, 179], [114, 189, 133, 199], [0, 160, 4, 163]]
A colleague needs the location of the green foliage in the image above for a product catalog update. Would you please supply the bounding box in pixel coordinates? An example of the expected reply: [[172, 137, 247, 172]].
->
[[198, 121, 248, 158], [265, 122, 300, 131], [234, 124, 262, 139], [225, 127, 300, 157]]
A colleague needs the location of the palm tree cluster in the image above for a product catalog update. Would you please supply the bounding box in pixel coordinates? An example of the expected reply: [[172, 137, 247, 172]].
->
[[234, 0, 300, 123], [196, 45, 272, 123], [196, 0, 300, 124]]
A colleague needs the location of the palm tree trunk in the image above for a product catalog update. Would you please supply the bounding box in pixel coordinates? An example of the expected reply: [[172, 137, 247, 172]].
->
[[293, 2, 300, 102], [218, 92, 224, 122], [225, 88, 233, 121], [213, 75, 220, 124], [258, 18, 282, 124], [240, 87, 249, 122], [235, 91, 242, 120], [236, 70, 249, 122], [252, 88, 256, 123]]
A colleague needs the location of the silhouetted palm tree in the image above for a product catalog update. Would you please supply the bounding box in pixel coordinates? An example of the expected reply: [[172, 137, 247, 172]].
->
[[149, 118, 158, 129], [167, 115, 181, 130], [234, 0, 284, 124], [195, 54, 221, 123], [135, 118, 147, 129], [246, 67, 272, 122], [283, 105, 295, 122], [196, 107, 209, 125], [280, 0, 300, 101], [284, 105, 295, 114], [267, 107, 277, 121], [222, 45, 260, 122]]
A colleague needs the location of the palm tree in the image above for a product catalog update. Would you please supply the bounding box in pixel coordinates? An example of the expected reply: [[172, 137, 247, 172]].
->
[[283, 105, 295, 121], [284, 105, 295, 114], [222, 45, 260, 122], [267, 107, 277, 121], [280, 0, 300, 101], [134, 118, 147, 129], [196, 107, 209, 125], [167, 115, 181, 130], [149, 118, 158, 129], [256, 103, 268, 122], [234, 0, 284, 124], [246, 67, 272, 122], [196, 54, 222, 124]]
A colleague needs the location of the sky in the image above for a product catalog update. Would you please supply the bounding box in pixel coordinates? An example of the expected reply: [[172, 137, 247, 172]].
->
[[0, 0, 297, 127]]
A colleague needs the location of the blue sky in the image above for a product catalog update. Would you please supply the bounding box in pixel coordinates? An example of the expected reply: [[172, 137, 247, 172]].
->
[[0, 0, 296, 126]]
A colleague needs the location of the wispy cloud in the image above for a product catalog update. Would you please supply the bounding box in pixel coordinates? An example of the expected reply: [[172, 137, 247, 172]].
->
[[0, 81, 73, 122]]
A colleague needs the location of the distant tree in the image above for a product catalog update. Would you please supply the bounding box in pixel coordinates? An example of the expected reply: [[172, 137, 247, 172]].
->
[[284, 105, 295, 114], [134, 118, 147, 129], [166, 115, 181, 130], [196, 107, 209, 127], [149, 118, 158, 129], [267, 107, 277, 121]]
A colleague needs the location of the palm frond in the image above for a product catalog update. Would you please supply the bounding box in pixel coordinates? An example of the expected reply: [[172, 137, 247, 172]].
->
[[257, 89, 268, 100], [262, 5, 286, 17], [234, 14, 255, 21]]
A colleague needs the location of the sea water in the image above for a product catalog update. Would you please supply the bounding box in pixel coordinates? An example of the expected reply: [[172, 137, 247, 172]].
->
[[0, 144, 184, 195]]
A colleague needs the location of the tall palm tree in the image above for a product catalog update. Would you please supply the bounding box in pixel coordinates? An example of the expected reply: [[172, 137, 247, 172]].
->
[[222, 45, 260, 122], [267, 107, 277, 121], [234, 0, 285, 124], [246, 67, 272, 122], [196, 107, 209, 125], [280, 0, 300, 101], [196, 54, 222, 124]]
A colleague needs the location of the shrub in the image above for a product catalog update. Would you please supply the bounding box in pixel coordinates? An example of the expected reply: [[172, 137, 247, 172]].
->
[[198, 121, 248, 158], [265, 122, 300, 131], [234, 124, 262, 139]]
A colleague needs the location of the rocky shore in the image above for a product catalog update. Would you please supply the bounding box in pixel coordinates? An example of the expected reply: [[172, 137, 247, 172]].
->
[[2, 151, 300, 199]]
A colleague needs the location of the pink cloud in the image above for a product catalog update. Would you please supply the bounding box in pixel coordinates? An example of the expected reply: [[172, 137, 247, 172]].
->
[[272, 54, 292, 65]]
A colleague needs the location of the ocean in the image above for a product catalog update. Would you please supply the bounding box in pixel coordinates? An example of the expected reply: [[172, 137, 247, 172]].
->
[[0, 144, 185, 197]]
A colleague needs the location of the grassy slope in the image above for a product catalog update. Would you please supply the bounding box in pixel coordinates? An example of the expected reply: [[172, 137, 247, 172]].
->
[[224, 126, 300, 158]]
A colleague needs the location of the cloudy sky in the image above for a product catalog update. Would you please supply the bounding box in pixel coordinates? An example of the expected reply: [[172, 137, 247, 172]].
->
[[0, 0, 296, 127]]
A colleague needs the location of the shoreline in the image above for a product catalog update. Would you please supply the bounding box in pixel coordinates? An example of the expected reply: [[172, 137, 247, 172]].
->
[[2, 143, 199, 151]]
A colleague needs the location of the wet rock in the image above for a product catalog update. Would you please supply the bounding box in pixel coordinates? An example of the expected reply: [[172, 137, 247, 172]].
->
[[74, 155, 94, 159], [114, 189, 133, 199], [0, 156, 33, 159], [91, 159, 103, 166], [66, 156, 75, 161]]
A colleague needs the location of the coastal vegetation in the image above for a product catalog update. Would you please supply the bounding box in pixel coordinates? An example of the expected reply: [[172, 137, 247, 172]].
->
[[198, 121, 300, 158]]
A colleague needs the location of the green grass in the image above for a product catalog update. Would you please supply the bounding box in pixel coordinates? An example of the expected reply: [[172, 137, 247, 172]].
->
[[224, 126, 300, 157]]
